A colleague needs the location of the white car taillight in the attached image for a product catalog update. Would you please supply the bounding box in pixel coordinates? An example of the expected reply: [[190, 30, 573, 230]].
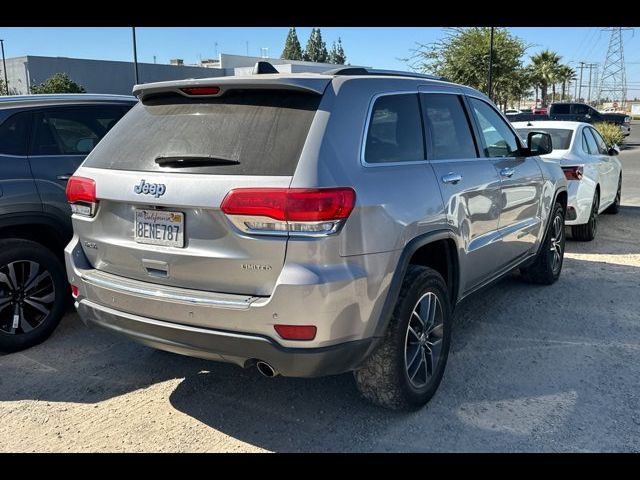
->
[[66, 176, 98, 217], [220, 187, 356, 237]]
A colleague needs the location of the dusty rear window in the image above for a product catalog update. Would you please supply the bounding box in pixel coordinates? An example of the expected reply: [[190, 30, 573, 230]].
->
[[83, 90, 321, 175]]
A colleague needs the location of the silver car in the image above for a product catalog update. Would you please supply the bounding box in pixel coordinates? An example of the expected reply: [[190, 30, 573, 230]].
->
[[64, 67, 567, 409]]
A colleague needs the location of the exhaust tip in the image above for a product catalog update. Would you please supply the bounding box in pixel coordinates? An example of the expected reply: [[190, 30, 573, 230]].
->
[[256, 361, 277, 378]]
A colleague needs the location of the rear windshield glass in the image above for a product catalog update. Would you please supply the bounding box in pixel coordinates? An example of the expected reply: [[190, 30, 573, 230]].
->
[[83, 90, 321, 175], [516, 128, 573, 150]]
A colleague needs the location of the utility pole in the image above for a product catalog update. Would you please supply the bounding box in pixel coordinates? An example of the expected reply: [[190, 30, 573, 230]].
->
[[0, 39, 8, 95], [587, 63, 598, 104], [487, 27, 494, 101], [577, 61, 585, 102], [132, 27, 140, 85], [246, 41, 249, 56]]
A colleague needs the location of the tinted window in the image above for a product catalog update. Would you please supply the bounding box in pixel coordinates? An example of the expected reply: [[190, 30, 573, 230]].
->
[[84, 91, 320, 175], [581, 130, 590, 153], [551, 104, 570, 114], [0, 111, 31, 156], [469, 98, 519, 157], [515, 128, 573, 150], [421, 94, 476, 160], [583, 128, 599, 155], [589, 128, 608, 154], [31, 106, 128, 156], [365, 94, 424, 164], [572, 104, 590, 115]]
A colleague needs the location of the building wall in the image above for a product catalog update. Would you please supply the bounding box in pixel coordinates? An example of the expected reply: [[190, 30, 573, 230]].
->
[[3, 56, 30, 95], [4, 56, 224, 95]]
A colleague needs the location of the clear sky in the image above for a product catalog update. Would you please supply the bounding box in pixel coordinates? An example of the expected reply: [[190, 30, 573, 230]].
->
[[2, 27, 639, 95]]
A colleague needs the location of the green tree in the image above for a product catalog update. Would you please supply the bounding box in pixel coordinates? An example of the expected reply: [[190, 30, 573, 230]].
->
[[328, 37, 347, 65], [303, 28, 328, 63], [412, 27, 528, 110], [30, 73, 86, 94], [0, 79, 6, 96], [529, 50, 561, 107], [556, 64, 576, 101], [281, 27, 303, 61]]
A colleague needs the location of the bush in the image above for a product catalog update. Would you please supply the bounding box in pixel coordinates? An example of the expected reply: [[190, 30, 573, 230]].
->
[[593, 122, 625, 148], [30, 73, 86, 94]]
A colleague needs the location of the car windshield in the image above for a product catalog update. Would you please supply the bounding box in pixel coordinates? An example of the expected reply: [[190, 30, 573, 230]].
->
[[516, 128, 573, 150]]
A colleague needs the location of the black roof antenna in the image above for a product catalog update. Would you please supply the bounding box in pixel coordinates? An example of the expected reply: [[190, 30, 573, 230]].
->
[[253, 61, 279, 74]]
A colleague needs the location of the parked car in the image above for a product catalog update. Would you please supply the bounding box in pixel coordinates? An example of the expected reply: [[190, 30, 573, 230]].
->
[[0, 94, 137, 352], [65, 66, 567, 410], [513, 121, 622, 241], [549, 103, 631, 136], [533, 107, 548, 115], [509, 103, 632, 137], [505, 109, 521, 116]]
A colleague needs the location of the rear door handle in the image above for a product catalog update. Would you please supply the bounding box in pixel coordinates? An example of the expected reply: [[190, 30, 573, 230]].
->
[[442, 173, 462, 185], [57, 174, 72, 181], [500, 167, 515, 178]]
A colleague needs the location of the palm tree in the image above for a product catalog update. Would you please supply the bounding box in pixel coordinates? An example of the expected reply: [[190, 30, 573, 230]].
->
[[556, 65, 577, 101], [530, 50, 562, 107]]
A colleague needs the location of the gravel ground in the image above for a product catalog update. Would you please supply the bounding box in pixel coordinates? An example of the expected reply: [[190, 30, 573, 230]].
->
[[1, 124, 639, 453]]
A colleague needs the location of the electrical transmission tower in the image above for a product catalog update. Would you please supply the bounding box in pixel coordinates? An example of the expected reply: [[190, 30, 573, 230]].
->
[[597, 27, 632, 107]]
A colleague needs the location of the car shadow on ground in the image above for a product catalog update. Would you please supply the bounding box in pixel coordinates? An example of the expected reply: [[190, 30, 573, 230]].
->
[[1, 212, 639, 451]]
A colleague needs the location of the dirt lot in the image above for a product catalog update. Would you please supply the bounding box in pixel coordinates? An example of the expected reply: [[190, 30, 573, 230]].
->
[[1, 125, 639, 452]]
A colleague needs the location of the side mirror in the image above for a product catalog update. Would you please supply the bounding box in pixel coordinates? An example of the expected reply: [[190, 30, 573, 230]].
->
[[608, 146, 620, 156], [524, 131, 553, 156]]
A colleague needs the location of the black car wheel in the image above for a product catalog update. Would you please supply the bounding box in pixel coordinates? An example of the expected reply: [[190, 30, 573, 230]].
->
[[0, 239, 68, 352]]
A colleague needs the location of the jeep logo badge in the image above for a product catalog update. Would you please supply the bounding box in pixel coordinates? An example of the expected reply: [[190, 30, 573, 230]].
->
[[134, 179, 166, 198]]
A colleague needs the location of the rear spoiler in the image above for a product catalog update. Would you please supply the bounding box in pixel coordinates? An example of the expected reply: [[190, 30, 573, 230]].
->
[[133, 76, 331, 101]]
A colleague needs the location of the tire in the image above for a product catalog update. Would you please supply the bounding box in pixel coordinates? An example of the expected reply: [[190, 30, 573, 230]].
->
[[521, 201, 565, 285], [571, 191, 599, 241], [604, 177, 622, 214], [354, 266, 452, 410], [0, 239, 68, 353]]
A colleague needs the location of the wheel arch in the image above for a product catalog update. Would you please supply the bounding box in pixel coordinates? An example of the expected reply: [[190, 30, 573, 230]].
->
[[0, 213, 71, 260], [372, 230, 459, 338]]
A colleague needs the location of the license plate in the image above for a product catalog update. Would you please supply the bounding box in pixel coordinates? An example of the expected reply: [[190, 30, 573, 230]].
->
[[135, 209, 184, 247]]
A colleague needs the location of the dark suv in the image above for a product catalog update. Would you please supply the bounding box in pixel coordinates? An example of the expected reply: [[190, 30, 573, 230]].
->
[[0, 94, 136, 352]]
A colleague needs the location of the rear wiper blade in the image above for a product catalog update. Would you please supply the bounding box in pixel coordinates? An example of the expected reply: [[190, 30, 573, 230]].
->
[[155, 155, 240, 168]]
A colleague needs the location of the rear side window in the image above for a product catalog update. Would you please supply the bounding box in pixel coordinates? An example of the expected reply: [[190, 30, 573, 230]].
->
[[589, 128, 608, 154], [572, 104, 589, 115], [364, 93, 424, 164], [420, 93, 477, 160], [0, 111, 31, 156], [83, 90, 320, 175], [31, 106, 129, 156], [583, 129, 599, 155]]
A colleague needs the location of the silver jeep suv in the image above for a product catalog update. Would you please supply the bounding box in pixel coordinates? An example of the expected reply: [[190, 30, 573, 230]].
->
[[64, 67, 567, 409]]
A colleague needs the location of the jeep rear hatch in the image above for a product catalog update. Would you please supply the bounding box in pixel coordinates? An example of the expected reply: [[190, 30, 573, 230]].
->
[[73, 84, 326, 297]]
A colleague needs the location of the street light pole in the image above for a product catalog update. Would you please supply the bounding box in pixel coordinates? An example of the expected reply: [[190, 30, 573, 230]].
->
[[488, 27, 494, 101], [132, 27, 140, 85], [0, 39, 8, 95]]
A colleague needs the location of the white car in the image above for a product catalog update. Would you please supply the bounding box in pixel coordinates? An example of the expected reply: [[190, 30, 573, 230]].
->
[[513, 121, 623, 241]]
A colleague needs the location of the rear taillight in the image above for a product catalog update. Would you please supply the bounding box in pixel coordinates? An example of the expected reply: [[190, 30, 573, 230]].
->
[[562, 166, 584, 181], [70, 285, 79, 299], [220, 187, 356, 236], [66, 176, 97, 216]]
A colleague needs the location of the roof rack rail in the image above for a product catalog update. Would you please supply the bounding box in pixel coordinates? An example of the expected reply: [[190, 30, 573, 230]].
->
[[324, 66, 450, 82]]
